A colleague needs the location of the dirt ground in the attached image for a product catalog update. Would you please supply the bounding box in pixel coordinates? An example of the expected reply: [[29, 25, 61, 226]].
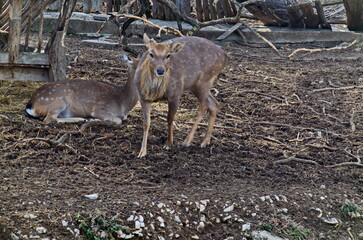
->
[[0, 33, 363, 240]]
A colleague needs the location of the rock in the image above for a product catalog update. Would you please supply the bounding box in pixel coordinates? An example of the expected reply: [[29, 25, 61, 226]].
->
[[174, 215, 181, 223], [61, 220, 68, 227], [127, 215, 135, 221], [157, 202, 165, 208], [310, 208, 323, 218], [358, 232, 363, 240], [323, 218, 339, 225], [224, 204, 235, 212], [36, 227, 47, 234], [84, 193, 98, 200], [191, 235, 199, 239], [196, 222, 205, 232], [135, 220, 141, 229], [24, 213, 37, 219], [242, 223, 251, 232]]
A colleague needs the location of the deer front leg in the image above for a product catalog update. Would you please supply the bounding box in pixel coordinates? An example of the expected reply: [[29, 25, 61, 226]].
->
[[201, 93, 220, 147], [138, 101, 152, 158], [165, 99, 180, 149]]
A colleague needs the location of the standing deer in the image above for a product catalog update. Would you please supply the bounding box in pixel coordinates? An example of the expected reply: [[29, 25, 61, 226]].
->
[[25, 56, 139, 124], [135, 33, 227, 158]]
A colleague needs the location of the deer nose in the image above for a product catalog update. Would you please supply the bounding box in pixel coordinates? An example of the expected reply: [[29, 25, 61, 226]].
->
[[156, 68, 165, 76]]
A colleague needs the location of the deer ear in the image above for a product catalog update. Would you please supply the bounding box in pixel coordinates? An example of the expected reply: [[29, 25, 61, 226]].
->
[[170, 41, 185, 54], [143, 33, 156, 49]]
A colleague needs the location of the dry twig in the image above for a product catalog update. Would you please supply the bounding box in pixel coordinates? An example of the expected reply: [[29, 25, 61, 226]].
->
[[274, 155, 319, 165], [326, 148, 363, 168], [288, 40, 358, 59]]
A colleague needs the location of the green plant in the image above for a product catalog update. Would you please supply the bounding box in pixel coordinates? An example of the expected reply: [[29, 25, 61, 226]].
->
[[75, 213, 132, 240], [341, 201, 360, 218]]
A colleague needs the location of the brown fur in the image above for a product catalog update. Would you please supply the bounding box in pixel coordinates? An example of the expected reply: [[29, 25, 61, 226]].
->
[[139, 57, 170, 102], [134, 34, 227, 158]]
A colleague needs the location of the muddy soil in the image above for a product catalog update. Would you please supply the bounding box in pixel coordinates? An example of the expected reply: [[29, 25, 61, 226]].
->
[[0, 34, 362, 240]]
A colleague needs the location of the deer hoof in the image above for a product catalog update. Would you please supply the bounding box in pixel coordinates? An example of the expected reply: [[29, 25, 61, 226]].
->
[[137, 150, 147, 158], [182, 141, 191, 147]]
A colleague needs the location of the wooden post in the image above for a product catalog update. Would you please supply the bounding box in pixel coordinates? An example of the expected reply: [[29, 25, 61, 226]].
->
[[216, 1, 224, 18], [220, 0, 234, 17], [287, 5, 304, 28], [49, 31, 66, 81], [83, 0, 92, 13], [315, 0, 331, 29], [202, 0, 210, 21], [299, 3, 320, 28], [176, 0, 191, 16], [49, 0, 62, 11], [114, 0, 121, 12], [195, 0, 203, 21], [8, 0, 22, 63], [25, 0, 36, 51], [106, 0, 113, 13], [37, 0, 45, 53], [92, 0, 102, 12], [208, 0, 217, 20], [343, 0, 363, 31]]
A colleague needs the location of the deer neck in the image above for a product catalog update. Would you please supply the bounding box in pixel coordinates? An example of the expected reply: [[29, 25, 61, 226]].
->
[[140, 63, 170, 102], [116, 76, 139, 114]]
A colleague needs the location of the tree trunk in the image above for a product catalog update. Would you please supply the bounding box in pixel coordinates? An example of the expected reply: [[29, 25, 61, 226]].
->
[[343, 0, 363, 31]]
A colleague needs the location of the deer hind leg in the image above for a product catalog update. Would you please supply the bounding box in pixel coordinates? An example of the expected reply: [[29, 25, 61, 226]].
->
[[165, 99, 180, 149], [201, 93, 220, 148], [182, 98, 208, 147], [138, 101, 152, 158]]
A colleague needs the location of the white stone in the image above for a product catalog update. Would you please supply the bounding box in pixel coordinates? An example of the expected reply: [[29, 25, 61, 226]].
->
[[252, 230, 287, 240], [135, 220, 141, 229], [36, 227, 47, 234], [224, 204, 235, 212], [157, 203, 165, 208], [323, 218, 339, 225], [11, 233, 19, 240], [196, 222, 205, 232], [24, 213, 37, 219], [157, 216, 164, 223], [84, 193, 98, 200], [191, 235, 200, 239], [61, 220, 68, 227], [242, 223, 251, 232], [174, 215, 181, 223], [127, 215, 135, 221]]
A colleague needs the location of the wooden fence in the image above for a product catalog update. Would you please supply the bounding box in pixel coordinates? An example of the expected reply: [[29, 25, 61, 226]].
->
[[49, 0, 238, 22]]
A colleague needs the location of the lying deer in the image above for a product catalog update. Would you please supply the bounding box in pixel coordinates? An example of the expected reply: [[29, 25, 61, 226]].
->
[[25, 55, 139, 124], [135, 33, 227, 157]]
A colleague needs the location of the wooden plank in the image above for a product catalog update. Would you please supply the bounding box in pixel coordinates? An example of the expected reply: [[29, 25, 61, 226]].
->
[[299, 3, 320, 28], [49, 31, 66, 81], [315, 0, 331, 29], [217, 23, 242, 41], [0, 66, 50, 81], [0, 52, 49, 65], [8, 0, 22, 63]]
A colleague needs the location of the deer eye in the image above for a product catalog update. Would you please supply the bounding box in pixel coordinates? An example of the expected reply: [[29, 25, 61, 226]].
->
[[166, 54, 171, 59], [149, 53, 154, 59]]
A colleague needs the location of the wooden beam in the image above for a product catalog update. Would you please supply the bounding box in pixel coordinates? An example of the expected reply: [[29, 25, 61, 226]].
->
[[0, 52, 50, 65], [0, 66, 50, 81], [8, 0, 22, 63]]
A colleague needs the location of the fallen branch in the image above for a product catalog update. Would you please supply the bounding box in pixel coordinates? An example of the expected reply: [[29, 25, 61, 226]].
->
[[274, 155, 319, 165], [326, 148, 363, 168], [305, 143, 338, 151], [288, 40, 358, 59], [313, 84, 363, 92]]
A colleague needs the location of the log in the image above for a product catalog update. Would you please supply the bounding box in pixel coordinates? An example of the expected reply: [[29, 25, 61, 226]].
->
[[299, 3, 320, 28], [8, 0, 22, 63], [287, 4, 304, 28], [315, 0, 331, 29]]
